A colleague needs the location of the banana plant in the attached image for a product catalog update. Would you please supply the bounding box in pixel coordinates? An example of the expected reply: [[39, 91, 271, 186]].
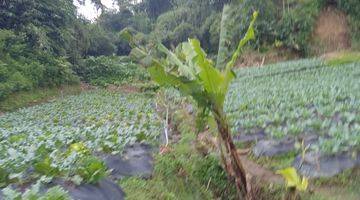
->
[[122, 6, 258, 199]]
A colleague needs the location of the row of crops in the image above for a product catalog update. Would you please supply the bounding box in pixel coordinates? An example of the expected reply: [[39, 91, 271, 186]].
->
[[225, 59, 360, 155], [0, 58, 359, 197], [0, 91, 161, 191]]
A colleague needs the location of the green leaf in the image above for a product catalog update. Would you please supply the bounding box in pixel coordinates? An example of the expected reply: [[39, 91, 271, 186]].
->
[[0, 167, 9, 187], [220, 11, 258, 97], [277, 167, 308, 191], [40, 186, 71, 200], [186, 39, 225, 105], [119, 28, 135, 47], [77, 156, 107, 184], [148, 63, 208, 106], [216, 4, 233, 70], [157, 43, 196, 80], [34, 156, 60, 177], [225, 11, 258, 71]]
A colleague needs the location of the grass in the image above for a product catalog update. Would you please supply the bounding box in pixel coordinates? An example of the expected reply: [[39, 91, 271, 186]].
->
[[325, 51, 360, 66], [249, 151, 298, 171], [0, 84, 81, 112], [120, 109, 236, 200], [249, 151, 360, 200]]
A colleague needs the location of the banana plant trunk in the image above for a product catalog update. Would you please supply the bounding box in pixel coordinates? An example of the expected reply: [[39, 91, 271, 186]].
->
[[213, 107, 252, 200]]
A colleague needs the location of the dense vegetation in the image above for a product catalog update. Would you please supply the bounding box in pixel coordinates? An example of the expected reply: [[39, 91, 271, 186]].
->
[[1, 0, 359, 101], [0, 0, 359, 199], [1, 58, 358, 199]]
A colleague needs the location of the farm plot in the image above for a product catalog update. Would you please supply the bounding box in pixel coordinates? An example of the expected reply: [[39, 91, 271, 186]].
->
[[225, 59, 360, 177], [0, 91, 161, 197]]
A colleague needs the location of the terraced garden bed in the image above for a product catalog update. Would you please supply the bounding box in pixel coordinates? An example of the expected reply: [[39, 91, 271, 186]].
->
[[0, 91, 162, 199], [226, 59, 360, 177]]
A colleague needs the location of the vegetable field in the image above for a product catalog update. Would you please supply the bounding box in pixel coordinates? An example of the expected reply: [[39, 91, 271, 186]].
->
[[226, 59, 359, 154], [0, 58, 359, 199], [0, 91, 161, 188]]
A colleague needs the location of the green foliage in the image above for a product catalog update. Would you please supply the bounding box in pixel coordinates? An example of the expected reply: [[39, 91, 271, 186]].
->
[[121, 110, 234, 199], [0, 85, 81, 112], [226, 59, 360, 154], [2, 182, 70, 200], [0, 167, 9, 187], [153, 7, 197, 47], [99, 9, 133, 32], [74, 56, 149, 86], [277, 167, 308, 191], [0, 91, 162, 187], [76, 156, 107, 184], [325, 52, 360, 66], [277, 0, 325, 55], [139, 10, 257, 111], [171, 23, 197, 46], [199, 12, 222, 54], [86, 25, 116, 57], [128, 9, 257, 198], [217, 0, 277, 65], [0, 0, 77, 56], [192, 154, 237, 199], [33, 156, 61, 177], [0, 29, 79, 101], [129, 13, 153, 34], [337, 0, 360, 49]]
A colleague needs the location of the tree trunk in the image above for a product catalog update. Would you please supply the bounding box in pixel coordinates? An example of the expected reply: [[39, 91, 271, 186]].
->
[[213, 107, 252, 199]]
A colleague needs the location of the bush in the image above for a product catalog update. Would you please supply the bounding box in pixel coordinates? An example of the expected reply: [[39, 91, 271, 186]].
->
[[0, 29, 79, 100], [153, 7, 196, 47], [206, 0, 278, 61], [199, 12, 221, 54], [74, 56, 149, 86], [170, 22, 197, 46], [337, 0, 360, 49], [87, 25, 116, 56], [277, 0, 325, 55]]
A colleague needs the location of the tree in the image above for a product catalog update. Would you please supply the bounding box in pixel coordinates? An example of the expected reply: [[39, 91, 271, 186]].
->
[[87, 25, 116, 56], [98, 9, 133, 32], [123, 6, 258, 199]]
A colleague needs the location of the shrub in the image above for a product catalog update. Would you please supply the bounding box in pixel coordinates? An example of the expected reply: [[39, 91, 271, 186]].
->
[[170, 22, 197, 46], [337, 0, 360, 49], [0, 29, 79, 100], [277, 0, 325, 55], [211, 0, 277, 62], [153, 7, 195, 47], [199, 12, 221, 54], [74, 56, 149, 86]]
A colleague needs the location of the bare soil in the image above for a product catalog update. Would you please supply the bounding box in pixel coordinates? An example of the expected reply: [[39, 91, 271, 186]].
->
[[106, 84, 140, 93], [240, 155, 283, 184], [236, 48, 300, 68], [311, 6, 350, 55], [80, 82, 96, 91]]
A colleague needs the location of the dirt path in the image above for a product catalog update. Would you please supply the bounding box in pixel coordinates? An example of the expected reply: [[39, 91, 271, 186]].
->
[[106, 84, 141, 93], [240, 155, 283, 184]]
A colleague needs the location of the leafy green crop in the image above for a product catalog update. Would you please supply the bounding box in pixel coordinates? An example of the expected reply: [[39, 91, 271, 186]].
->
[[225, 59, 360, 154], [0, 91, 161, 187], [2, 180, 70, 200]]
